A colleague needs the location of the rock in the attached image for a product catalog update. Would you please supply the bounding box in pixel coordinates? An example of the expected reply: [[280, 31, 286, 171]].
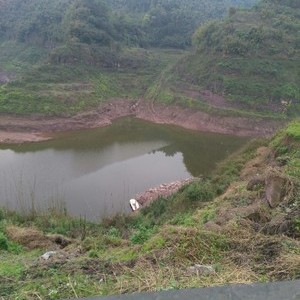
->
[[187, 264, 216, 275], [136, 178, 194, 206], [246, 175, 265, 191], [265, 176, 286, 208], [41, 251, 57, 260], [203, 221, 222, 232], [47, 234, 72, 248], [0, 72, 12, 84]]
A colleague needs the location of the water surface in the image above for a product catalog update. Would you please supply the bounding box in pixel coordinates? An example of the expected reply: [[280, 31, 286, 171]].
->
[[0, 118, 248, 220]]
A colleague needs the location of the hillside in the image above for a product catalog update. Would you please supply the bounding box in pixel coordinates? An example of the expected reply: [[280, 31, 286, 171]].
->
[[156, 0, 300, 118], [0, 0, 257, 52], [0, 0, 258, 70], [0, 0, 299, 121], [0, 0, 262, 118], [0, 121, 299, 298]]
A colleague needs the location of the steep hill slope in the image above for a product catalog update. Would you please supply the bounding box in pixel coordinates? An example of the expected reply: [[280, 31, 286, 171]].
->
[[158, 0, 300, 117]]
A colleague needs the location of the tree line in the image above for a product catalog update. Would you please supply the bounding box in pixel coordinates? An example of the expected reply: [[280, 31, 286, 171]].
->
[[0, 0, 257, 49]]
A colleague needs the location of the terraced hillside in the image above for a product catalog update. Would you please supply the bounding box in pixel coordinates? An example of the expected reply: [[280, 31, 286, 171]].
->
[[154, 0, 300, 117]]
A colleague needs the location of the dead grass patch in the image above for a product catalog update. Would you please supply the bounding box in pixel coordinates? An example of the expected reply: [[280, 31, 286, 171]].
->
[[220, 221, 300, 280], [5, 226, 53, 250], [159, 226, 229, 266], [241, 146, 273, 180]]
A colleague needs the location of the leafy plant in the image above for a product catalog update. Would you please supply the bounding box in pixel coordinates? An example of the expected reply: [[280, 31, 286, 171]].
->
[[185, 181, 215, 202], [0, 232, 8, 250], [130, 224, 156, 245]]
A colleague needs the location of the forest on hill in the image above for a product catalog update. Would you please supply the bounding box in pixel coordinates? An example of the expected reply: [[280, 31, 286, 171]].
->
[[0, 0, 257, 55], [0, 0, 299, 118], [162, 0, 300, 116]]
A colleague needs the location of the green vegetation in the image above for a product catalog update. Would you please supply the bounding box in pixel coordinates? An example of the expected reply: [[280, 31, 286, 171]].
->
[[0, 0, 263, 117], [0, 48, 183, 115], [286, 122, 300, 140], [272, 121, 300, 178], [0, 0, 299, 120], [0, 0, 257, 51], [0, 0, 299, 298], [157, 0, 300, 117], [1, 122, 299, 298]]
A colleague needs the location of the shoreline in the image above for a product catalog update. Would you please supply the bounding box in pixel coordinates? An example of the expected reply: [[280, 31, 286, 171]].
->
[[0, 99, 286, 144], [135, 178, 194, 207]]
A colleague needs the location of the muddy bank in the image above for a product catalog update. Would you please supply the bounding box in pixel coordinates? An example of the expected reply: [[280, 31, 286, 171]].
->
[[0, 99, 285, 144], [135, 178, 194, 206]]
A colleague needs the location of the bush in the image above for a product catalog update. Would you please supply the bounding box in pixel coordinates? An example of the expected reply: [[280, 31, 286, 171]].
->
[[0, 208, 5, 221], [107, 227, 121, 238], [0, 232, 8, 250], [185, 181, 215, 202], [130, 225, 156, 245], [141, 197, 168, 220], [286, 122, 300, 140]]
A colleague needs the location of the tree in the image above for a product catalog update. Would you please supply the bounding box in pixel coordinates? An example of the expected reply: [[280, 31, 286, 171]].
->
[[64, 0, 112, 45]]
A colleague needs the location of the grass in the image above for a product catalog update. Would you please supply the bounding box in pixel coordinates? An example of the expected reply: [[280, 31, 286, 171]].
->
[[160, 1, 300, 119], [286, 121, 300, 140], [1, 40, 295, 121], [0, 2, 299, 121], [141, 51, 295, 120], [0, 47, 185, 116], [0, 122, 300, 299], [160, 52, 299, 118]]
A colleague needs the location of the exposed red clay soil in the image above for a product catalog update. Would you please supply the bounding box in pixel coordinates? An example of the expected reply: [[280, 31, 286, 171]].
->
[[0, 99, 286, 144], [179, 87, 285, 113], [180, 88, 237, 110]]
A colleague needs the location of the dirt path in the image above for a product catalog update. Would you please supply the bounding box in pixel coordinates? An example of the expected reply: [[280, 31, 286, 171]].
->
[[0, 99, 286, 144]]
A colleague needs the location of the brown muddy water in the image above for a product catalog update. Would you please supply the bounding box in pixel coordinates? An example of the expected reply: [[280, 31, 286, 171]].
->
[[0, 117, 248, 220]]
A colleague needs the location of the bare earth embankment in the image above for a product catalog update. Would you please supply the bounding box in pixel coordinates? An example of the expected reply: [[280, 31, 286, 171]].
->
[[0, 99, 286, 144]]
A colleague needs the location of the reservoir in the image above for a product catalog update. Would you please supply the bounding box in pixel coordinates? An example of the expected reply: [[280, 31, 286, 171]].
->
[[0, 118, 248, 220]]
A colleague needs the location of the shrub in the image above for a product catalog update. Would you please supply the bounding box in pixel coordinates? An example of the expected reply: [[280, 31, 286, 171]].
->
[[185, 181, 215, 202], [130, 225, 156, 245], [286, 122, 300, 140], [107, 227, 121, 238], [0, 208, 5, 221], [0, 232, 8, 250], [141, 197, 168, 219]]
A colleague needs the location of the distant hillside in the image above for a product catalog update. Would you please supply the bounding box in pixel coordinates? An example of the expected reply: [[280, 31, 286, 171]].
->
[[167, 0, 300, 116], [107, 0, 257, 48], [0, 0, 263, 117], [0, 0, 258, 67]]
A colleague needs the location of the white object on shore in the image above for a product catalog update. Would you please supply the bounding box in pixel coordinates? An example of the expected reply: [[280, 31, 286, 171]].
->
[[129, 199, 140, 211], [41, 251, 57, 260]]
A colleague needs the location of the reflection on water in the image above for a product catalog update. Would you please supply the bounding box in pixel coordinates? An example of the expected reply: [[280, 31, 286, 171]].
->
[[0, 117, 248, 220]]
